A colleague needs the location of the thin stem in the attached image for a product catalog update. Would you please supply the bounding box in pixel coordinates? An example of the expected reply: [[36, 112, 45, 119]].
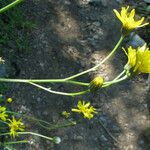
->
[[28, 82, 89, 96], [4, 140, 28, 145], [38, 120, 76, 131], [4, 146, 16, 150], [103, 75, 128, 87], [103, 70, 126, 85], [29, 79, 89, 86], [113, 70, 126, 81], [0, 78, 89, 86], [6, 111, 52, 126], [0, 120, 9, 125], [99, 120, 119, 143], [0, 0, 23, 13], [64, 35, 125, 80], [0, 36, 124, 85], [0, 78, 28, 83], [0, 132, 53, 141]]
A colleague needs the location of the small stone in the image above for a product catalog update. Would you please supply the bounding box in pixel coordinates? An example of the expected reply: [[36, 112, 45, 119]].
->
[[74, 135, 84, 141], [93, 35, 99, 40], [116, 0, 124, 4], [128, 33, 145, 48], [37, 97, 41, 102], [100, 135, 108, 142], [143, 0, 150, 3]]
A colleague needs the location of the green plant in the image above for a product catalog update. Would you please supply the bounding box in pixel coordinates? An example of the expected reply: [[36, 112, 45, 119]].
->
[[0, 1, 35, 58], [0, 4, 150, 149]]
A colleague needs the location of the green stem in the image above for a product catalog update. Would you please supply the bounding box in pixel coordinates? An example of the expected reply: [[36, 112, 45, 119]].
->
[[0, 0, 23, 13], [38, 120, 76, 131], [0, 36, 124, 86], [4, 140, 28, 145], [64, 35, 125, 80], [103, 75, 128, 87], [0, 78, 89, 86], [103, 70, 126, 85], [6, 111, 52, 126], [4, 146, 16, 150], [0, 120, 9, 125], [0, 131, 54, 141], [28, 82, 89, 96]]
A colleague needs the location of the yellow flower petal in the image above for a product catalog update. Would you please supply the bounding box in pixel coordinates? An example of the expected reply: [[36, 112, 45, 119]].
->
[[72, 101, 97, 119], [113, 6, 149, 35], [124, 44, 150, 74], [8, 116, 25, 138]]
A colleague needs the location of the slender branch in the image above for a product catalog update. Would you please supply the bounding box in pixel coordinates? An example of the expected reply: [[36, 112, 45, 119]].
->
[[28, 82, 89, 96], [103, 70, 126, 85], [0, 120, 9, 125], [0, 132, 53, 141], [6, 111, 52, 126], [0, 0, 23, 13], [0, 78, 89, 86], [99, 120, 119, 143], [0, 36, 124, 86], [64, 35, 125, 80], [3, 146, 16, 150], [103, 75, 128, 87], [38, 120, 76, 131], [4, 140, 28, 145]]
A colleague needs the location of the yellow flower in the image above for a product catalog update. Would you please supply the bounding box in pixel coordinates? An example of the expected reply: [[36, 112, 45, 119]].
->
[[113, 6, 149, 35], [89, 76, 104, 92], [8, 116, 25, 138], [72, 101, 97, 119], [62, 111, 70, 118], [0, 106, 8, 121], [7, 98, 13, 103], [124, 44, 150, 74]]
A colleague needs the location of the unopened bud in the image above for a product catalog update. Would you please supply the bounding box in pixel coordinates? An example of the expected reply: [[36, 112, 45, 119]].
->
[[89, 76, 104, 92], [53, 137, 61, 144]]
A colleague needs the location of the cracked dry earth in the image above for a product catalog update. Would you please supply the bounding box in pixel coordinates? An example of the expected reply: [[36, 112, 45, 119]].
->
[[5, 0, 150, 150]]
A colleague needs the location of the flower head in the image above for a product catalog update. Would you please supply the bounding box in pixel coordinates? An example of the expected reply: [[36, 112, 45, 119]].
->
[[113, 6, 149, 35], [0, 106, 8, 121], [7, 98, 13, 103], [8, 116, 25, 138], [124, 44, 150, 75], [89, 76, 104, 92], [72, 101, 97, 119], [53, 137, 61, 144], [62, 111, 70, 118]]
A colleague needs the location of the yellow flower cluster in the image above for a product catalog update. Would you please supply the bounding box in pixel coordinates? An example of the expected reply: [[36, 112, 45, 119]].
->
[[0, 105, 25, 138], [62, 111, 70, 118], [113, 6, 149, 35], [72, 101, 97, 119], [8, 116, 25, 138], [124, 44, 150, 74], [0, 106, 8, 121], [7, 97, 13, 103]]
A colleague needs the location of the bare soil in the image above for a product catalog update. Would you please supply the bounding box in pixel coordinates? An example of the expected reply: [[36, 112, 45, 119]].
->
[[4, 0, 150, 150]]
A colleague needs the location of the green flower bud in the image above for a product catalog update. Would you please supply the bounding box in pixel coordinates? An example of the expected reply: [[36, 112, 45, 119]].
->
[[89, 76, 104, 92]]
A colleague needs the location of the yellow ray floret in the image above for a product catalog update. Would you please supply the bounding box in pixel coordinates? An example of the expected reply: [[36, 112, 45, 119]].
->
[[113, 6, 149, 34], [124, 44, 150, 74], [8, 116, 25, 138], [72, 101, 97, 119]]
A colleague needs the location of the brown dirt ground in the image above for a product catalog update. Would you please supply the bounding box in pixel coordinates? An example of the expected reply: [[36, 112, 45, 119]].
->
[[4, 0, 150, 150]]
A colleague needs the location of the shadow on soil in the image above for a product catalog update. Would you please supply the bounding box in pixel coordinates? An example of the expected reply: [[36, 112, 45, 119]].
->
[[1, 0, 149, 150]]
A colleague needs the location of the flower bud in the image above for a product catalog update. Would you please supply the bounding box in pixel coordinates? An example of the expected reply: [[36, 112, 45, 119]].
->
[[89, 76, 104, 92], [53, 137, 61, 144]]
